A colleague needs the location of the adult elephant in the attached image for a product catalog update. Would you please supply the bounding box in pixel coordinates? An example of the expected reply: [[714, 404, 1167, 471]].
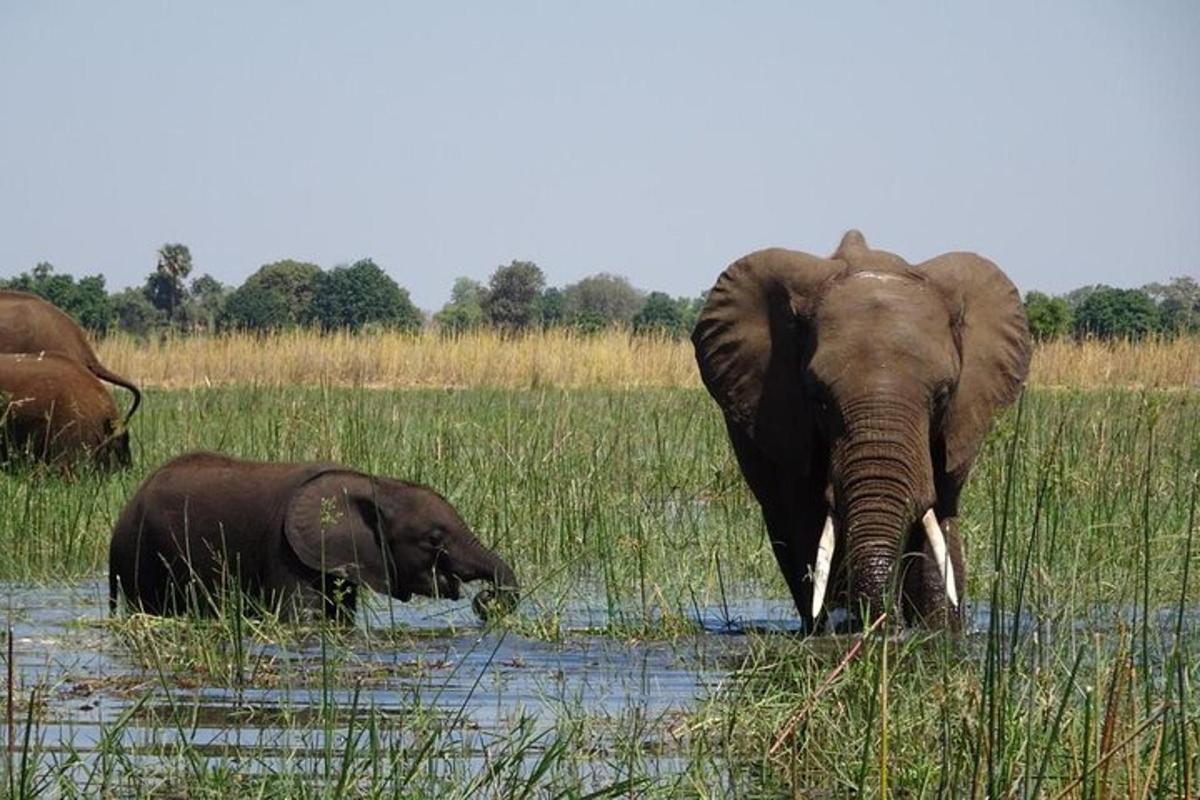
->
[[109, 451, 520, 622], [0, 290, 141, 426], [0, 352, 131, 471], [692, 231, 1031, 630]]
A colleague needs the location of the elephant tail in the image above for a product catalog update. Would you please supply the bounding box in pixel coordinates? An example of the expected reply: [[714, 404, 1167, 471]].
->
[[89, 363, 142, 428]]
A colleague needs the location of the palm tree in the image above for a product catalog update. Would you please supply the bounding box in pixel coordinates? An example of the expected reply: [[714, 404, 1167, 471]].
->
[[148, 243, 193, 325]]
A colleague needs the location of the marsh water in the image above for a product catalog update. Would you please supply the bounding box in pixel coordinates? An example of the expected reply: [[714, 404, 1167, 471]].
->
[[3, 580, 1197, 792], [1, 581, 800, 786]]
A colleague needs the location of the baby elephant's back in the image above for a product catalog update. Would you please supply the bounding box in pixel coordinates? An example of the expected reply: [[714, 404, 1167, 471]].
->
[[126, 453, 309, 549], [111, 454, 320, 609]]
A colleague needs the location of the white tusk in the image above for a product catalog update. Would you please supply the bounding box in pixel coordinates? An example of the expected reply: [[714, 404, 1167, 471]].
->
[[810, 514, 835, 619], [921, 509, 959, 608]]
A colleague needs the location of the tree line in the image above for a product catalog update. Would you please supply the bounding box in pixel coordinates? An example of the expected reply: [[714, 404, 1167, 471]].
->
[[2, 243, 1196, 341], [1023, 280, 1198, 340]]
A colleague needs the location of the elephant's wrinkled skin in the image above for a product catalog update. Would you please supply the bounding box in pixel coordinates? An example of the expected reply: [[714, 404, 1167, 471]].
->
[[693, 230, 1031, 630], [0, 290, 141, 425], [0, 352, 131, 471], [108, 451, 520, 621]]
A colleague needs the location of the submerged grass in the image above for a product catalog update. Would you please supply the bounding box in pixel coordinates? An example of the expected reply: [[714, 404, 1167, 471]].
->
[[0, 384, 1197, 796]]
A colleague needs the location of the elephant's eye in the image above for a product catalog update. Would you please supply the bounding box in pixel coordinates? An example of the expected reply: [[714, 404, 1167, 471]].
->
[[428, 527, 446, 549], [933, 385, 952, 412]]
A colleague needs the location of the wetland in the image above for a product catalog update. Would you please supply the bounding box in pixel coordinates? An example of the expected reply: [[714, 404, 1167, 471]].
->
[[1, 386, 1197, 797]]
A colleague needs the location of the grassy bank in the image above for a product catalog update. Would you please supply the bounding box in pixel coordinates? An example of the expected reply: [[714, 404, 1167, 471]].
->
[[95, 330, 1200, 391]]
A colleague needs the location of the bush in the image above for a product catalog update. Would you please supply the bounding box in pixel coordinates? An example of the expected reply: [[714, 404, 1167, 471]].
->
[[1023, 291, 1072, 341]]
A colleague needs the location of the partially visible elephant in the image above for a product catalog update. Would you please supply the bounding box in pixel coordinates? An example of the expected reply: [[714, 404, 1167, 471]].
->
[[692, 230, 1031, 630], [0, 290, 141, 425], [0, 352, 131, 471], [108, 451, 520, 621]]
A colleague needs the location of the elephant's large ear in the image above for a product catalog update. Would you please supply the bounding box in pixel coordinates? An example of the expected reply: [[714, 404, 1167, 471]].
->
[[692, 248, 844, 464], [922, 253, 1032, 481], [284, 471, 393, 594]]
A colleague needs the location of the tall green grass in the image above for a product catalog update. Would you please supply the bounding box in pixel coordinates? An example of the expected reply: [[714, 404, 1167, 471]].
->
[[707, 388, 1199, 797], [0, 385, 1197, 796], [0, 386, 785, 614]]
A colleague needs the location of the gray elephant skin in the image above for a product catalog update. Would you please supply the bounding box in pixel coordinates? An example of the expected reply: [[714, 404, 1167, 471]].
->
[[108, 452, 519, 620], [692, 230, 1031, 630], [0, 352, 131, 471], [0, 290, 141, 425]]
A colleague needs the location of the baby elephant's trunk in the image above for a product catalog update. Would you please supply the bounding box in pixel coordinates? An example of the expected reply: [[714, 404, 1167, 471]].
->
[[456, 536, 519, 618]]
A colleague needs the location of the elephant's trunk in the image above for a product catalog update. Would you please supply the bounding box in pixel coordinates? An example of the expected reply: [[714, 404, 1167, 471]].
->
[[831, 394, 935, 621], [450, 534, 519, 619], [450, 534, 519, 594]]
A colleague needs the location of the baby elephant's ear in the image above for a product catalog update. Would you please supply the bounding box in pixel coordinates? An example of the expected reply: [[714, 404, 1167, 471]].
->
[[284, 471, 393, 594]]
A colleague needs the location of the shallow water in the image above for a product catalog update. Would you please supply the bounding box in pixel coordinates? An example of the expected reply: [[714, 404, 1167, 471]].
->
[[2, 580, 1196, 792], [0, 581, 802, 778]]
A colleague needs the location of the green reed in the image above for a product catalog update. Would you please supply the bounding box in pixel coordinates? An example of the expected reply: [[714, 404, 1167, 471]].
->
[[711, 387, 1198, 797], [0, 385, 1197, 796]]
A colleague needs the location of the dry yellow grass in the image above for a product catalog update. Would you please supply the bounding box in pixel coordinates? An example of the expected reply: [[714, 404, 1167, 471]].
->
[[96, 329, 1199, 390], [1029, 336, 1199, 390], [97, 329, 698, 390]]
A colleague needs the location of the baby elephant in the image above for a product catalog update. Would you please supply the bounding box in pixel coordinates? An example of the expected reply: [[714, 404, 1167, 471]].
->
[[108, 452, 519, 621], [0, 352, 131, 471]]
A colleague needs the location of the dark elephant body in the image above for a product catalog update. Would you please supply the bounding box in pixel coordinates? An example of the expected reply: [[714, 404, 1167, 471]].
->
[[0, 290, 141, 425], [109, 451, 518, 620], [0, 352, 131, 470], [693, 231, 1031, 629]]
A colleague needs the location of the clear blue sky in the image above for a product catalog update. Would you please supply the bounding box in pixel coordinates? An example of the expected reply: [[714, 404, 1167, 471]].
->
[[2, 2, 1197, 309]]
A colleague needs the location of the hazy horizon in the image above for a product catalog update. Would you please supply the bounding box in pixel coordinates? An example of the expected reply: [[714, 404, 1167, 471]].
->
[[2, 3, 1197, 310]]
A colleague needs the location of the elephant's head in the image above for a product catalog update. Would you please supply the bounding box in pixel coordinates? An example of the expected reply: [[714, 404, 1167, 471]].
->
[[693, 230, 1030, 625], [283, 471, 519, 614]]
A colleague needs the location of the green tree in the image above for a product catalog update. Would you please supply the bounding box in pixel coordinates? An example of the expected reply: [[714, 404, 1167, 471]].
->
[[563, 273, 643, 328], [145, 243, 194, 327], [2, 262, 114, 333], [251, 260, 322, 323], [434, 277, 485, 334], [311, 259, 422, 333], [537, 287, 566, 328], [482, 260, 546, 332], [680, 292, 707, 334], [1063, 284, 1101, 312], [220, 281, 293, 332], [220, 260, 322, 332], [187, 274, 227, 332], [632, 291, 687, 337], [1072, 286, 1160, 340], [1143, 276, 1200, 335], [1023, 291, 1072, 341], [111, 287, 162, 337], [570, 310, 608, 335]]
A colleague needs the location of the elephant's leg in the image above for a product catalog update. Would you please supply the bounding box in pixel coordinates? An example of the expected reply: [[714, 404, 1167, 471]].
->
[[900, 515, 965, 629], [725, 419, 828, 632], [760, 501, 821, 631]]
